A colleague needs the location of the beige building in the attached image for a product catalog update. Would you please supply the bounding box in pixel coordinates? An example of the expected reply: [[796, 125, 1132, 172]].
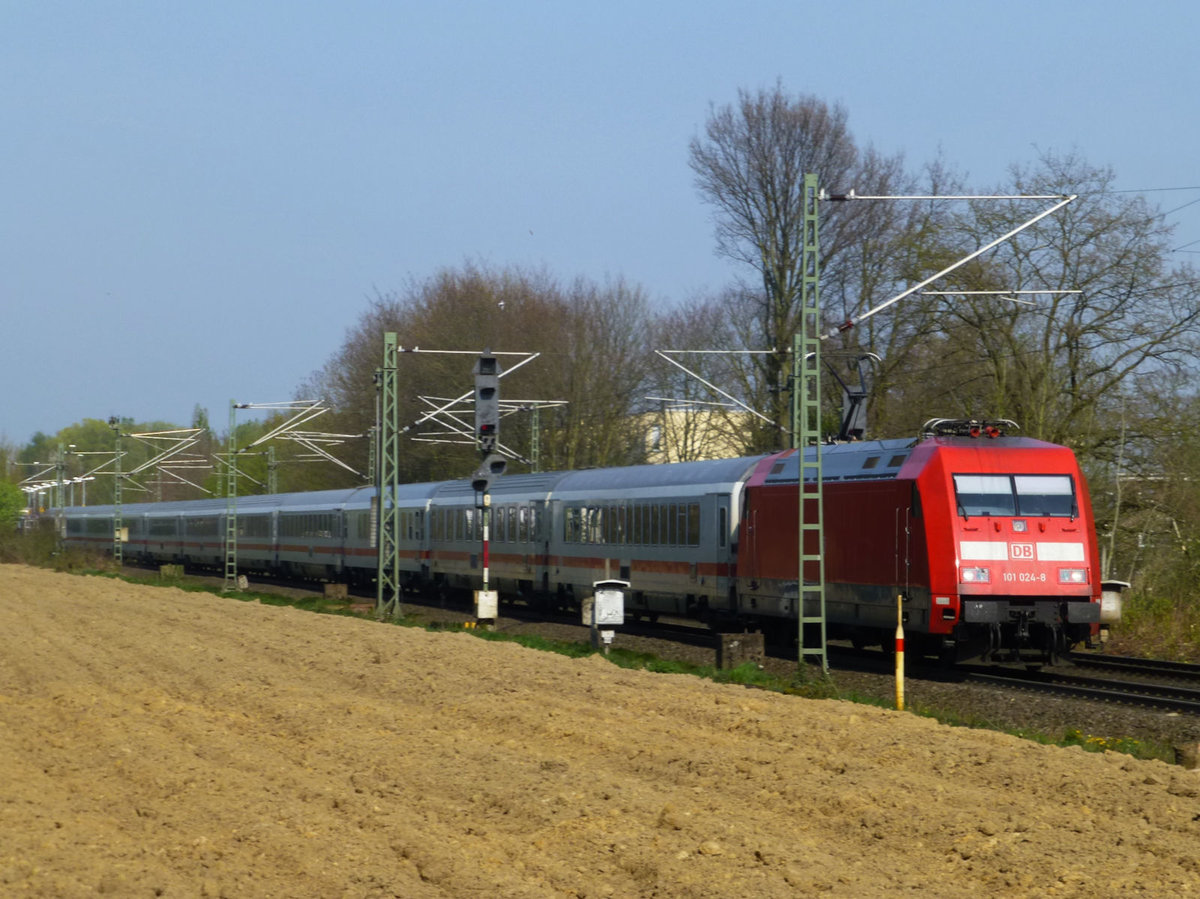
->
[[641, 409, 749, 464]]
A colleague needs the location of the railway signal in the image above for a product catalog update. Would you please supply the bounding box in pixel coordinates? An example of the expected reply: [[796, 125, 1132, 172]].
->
[[471, 453, 507, 494], [473, 350, 506, 629], [473, 352, 501, 454]]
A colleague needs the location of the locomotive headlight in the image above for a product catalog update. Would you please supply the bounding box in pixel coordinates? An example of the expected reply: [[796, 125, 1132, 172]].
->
[[1058, 568, 1088, 585], [960, 566, 990, 584]]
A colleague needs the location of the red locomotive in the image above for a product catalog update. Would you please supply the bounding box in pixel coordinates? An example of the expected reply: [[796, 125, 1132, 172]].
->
[[740, 419, 1101, 662]]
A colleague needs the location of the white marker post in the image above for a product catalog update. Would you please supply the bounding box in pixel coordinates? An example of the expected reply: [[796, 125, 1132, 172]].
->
[[586, 580, 628, 656]]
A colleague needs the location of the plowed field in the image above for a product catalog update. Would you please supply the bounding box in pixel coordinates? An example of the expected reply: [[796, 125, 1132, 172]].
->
[[3, 564, 1200, 897]]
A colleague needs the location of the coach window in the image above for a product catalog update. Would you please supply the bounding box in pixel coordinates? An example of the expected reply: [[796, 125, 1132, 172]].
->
[[862, 456, 880, 470], [687, 503, 700, 546], [649, 505, 661, 545], [718, 507, 727, 548]]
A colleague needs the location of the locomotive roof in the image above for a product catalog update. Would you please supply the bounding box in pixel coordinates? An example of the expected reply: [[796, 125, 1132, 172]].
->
[[759, 434, 1072, 485], [761, 438, 917, 484]]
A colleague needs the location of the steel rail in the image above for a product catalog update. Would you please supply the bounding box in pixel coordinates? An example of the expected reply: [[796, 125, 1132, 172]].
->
[[1064, 651, 1200, 679], [962, 666, 1200, 715]]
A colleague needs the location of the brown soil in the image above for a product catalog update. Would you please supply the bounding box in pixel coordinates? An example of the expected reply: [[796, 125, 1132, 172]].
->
[[4, 564, 1200, 898]]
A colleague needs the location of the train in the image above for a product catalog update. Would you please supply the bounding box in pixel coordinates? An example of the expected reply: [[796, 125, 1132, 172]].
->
[[58, 418, 1103, 664]]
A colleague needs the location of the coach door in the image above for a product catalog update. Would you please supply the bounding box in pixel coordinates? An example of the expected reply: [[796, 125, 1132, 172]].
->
[[705, 494, 731, 613], [533, 500, 552, 595], [335, 506, 347, 575]]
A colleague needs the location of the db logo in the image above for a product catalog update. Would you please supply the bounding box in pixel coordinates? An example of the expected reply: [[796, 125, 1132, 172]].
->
[[1011, 543, 1035, 560]]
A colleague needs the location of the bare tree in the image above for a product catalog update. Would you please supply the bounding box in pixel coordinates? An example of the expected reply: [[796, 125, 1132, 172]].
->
[[301, 264, 655, 484], [689, 82, 908, 448], [645, 297, 746, 461], [872, 153, 1200, 453]]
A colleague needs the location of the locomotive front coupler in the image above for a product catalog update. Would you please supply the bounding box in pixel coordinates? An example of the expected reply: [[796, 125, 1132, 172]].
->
[[998, 609, 1044, 663]]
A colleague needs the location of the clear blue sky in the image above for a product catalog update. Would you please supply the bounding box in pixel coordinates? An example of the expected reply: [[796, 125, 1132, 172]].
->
[[3, 0, 1197, 447]]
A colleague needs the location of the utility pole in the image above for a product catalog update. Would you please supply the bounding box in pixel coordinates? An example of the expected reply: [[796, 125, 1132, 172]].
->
[[54, 443, 66, 554], [530, 404, 540, 472], [376, 334, 401, 617], [796, 173, 828, 675], [109, 417, 124, 565], [223, 401, 242, 591], [223, 400, 328, 593]]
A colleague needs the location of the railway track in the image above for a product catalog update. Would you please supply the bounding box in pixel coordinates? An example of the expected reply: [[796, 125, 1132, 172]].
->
[[1063, 650, 1200, 680], [961, 661, 1200, 716]]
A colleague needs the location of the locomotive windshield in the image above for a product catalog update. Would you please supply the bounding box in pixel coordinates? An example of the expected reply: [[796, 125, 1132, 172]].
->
[[953, 474, 1076, 518]]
